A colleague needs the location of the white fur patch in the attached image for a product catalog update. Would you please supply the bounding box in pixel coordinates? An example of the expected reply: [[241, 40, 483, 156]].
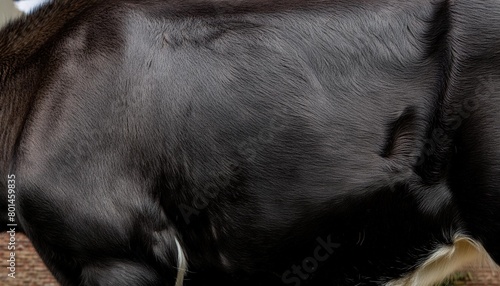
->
[[14, 0, 51, 13], [174, 238, 188, 286], [386, 236, 498, 286]]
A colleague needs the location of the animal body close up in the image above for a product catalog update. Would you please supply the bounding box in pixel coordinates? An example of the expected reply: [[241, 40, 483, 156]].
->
[[0, 0, 499, 285]]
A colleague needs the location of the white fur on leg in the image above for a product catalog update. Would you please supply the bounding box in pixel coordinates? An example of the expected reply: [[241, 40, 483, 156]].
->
[[386, 235, 498, 286], [174, 237, 188, 286]]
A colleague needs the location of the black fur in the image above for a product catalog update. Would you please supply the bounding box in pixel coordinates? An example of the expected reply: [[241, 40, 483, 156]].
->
[[1, 0, 499, 285]]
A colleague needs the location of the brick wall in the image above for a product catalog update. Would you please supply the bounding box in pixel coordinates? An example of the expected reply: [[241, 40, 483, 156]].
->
[[1, 233, 499, 285], [0, 233, 58, 286], [463, 264, 500, 286]]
